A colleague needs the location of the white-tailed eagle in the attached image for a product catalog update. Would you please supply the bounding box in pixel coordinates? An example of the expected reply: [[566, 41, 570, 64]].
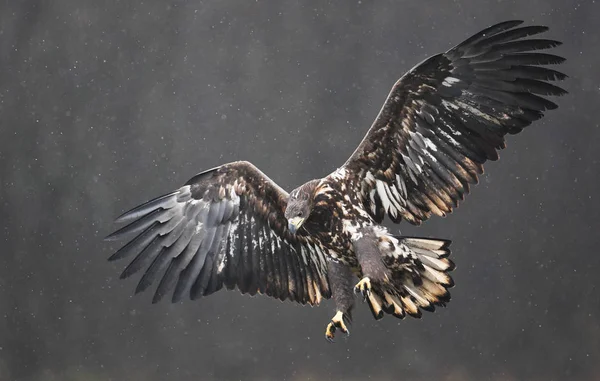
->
[[106, 21, 566, 341]]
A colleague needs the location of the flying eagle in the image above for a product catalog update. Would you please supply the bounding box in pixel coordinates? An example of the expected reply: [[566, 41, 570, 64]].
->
[[106, 21, 566, 341]]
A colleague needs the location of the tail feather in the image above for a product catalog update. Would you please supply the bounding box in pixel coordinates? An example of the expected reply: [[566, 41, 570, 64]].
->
[[367, 292, 385, 320], [382, 292, 406, 318], [368, 235, 455, 320], [399, 294, 421, 318]]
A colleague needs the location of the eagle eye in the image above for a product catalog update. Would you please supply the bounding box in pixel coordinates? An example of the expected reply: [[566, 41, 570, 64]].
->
[[297, 211, 303, 217]]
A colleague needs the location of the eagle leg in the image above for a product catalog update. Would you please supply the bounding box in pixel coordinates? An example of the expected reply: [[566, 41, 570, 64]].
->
[[353, 227, 391, 283], [325, 260, 355, 342], [352, 227, 392, 318]]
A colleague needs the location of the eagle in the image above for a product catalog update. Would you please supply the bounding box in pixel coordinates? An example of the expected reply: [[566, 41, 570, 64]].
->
[[106, 21, 566, 342]]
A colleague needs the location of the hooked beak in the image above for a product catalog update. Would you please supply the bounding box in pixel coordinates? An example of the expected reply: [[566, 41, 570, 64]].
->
[[287, 216, 305, 234]]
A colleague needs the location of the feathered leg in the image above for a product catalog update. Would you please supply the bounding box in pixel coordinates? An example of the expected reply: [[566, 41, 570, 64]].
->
[[352, 227, 391, 319], [354, 226, 455, 321], [325, 260, 355, 342], [353, 227, 390, 289]]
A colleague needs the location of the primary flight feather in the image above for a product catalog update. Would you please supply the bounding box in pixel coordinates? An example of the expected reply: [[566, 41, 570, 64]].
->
[[107, 21, 566, 341]]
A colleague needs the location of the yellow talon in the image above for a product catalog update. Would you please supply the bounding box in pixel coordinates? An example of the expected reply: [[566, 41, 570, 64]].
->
[[354, 277, 372, 298], [325, 310, 350, 342], [332, 311, 348, 333], [325, 322, 336, 342]]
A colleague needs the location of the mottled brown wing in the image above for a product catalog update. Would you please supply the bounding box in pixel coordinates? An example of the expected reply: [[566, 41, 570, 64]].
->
[[341, 20, 567, 225], [106, 161, 331, 305]]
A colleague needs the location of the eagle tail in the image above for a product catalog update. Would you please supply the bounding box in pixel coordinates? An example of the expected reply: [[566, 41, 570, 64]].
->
[[367, 237, 455, 320]]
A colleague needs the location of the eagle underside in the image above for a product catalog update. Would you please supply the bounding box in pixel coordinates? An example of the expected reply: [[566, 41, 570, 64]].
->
[[325, 222, 455, 325]]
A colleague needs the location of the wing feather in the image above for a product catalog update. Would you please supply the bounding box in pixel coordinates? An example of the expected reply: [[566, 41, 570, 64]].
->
[[340, 21, 566, 225], [107, 161, 331, 305]]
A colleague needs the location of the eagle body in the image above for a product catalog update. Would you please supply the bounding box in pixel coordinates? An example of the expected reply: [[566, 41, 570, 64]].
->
[[288, 171, 455, 323], [107, 21, 566, 341], [299, 173, 373, 267]]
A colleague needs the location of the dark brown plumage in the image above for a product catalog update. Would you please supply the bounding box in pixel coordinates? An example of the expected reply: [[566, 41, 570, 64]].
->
[[343, 20, 567, 226], [107, 21, 566, 341], [107, 163, 330, 306]]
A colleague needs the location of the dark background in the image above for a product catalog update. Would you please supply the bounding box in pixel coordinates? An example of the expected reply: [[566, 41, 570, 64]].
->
[[1, 1, 598, 380]]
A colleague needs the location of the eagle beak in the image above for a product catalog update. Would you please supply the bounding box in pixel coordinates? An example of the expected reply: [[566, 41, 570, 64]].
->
[[287, 216, 305, 234]]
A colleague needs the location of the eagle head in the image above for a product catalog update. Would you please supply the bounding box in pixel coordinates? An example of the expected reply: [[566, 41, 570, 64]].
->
[[284, 180, 319, 234]]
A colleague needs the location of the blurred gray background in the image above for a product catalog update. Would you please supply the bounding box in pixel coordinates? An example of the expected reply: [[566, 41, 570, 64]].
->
[[1, 1, 598, 380]]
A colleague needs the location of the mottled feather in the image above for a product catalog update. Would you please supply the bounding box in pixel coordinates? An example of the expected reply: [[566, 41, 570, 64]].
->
[[342, 20, 566, 225], [107, 161, 331, 305]]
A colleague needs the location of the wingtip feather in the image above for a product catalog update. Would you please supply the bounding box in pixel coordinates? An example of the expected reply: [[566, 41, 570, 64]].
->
[[114, 191, 179, 224]]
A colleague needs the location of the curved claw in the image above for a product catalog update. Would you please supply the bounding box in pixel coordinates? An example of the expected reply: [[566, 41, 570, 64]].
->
[[325, 322, 337, 343], [354, 277, 372, 301], [325, 310, 350, 343]]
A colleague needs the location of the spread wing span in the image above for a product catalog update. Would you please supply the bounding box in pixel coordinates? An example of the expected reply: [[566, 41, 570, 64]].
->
[[342, 20, 567, 225], [106, 161, 331, 305]]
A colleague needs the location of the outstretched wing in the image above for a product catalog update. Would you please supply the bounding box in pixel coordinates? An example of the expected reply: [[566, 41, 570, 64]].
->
[[106, 161, 331, 305], [341, 20, 567, 225]]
